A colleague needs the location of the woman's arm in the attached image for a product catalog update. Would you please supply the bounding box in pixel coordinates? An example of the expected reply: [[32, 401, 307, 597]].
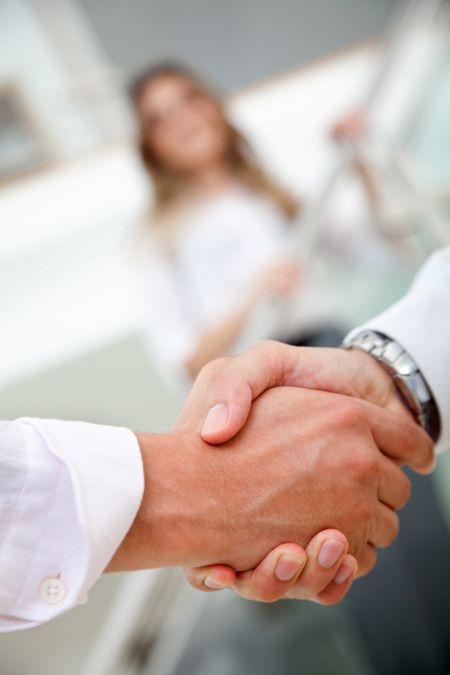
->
[[185, 260, 300, 377], [184, 295, 257, 377], [332, 111, 381, 219]]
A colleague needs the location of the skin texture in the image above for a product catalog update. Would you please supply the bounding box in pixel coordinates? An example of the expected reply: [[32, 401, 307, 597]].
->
[[109, 379, 431, 592], [176, 386, 415, 572], [179, 342, 434, 601]]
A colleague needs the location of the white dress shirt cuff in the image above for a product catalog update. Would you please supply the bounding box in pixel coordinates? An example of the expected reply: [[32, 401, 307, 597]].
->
[[0, 419, 143, 631], [346, 249, 450, 453]]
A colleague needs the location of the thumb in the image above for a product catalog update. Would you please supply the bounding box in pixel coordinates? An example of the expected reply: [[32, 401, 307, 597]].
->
[[200, 378, 253, 444], [200, 341, 301, 444], [198, 341, 403, 444]]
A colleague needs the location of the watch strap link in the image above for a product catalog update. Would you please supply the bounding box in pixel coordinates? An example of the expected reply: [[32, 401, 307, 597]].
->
[[343, 330, 440, 443]]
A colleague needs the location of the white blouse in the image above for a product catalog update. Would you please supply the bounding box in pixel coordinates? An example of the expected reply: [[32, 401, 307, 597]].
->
[[139, 186, 337, 378]]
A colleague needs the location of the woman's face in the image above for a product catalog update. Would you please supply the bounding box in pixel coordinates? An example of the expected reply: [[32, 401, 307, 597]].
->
[[137, 74, 229, 175]]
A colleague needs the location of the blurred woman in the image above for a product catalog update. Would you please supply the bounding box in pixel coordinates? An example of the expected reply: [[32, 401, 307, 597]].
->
[[131, 63, 343, 381]]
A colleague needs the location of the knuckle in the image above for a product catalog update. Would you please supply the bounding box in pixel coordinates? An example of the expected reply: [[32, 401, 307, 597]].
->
[[183, 568, 202, 590], [251, 340, 279, 359], [345, 497, 374, 543], [259, 590, 279, 604], [336, 400, 366, 430], [349, 536, 367, 564], [362, 453, 378, 482], [388, 468, 412, 510], [365, 549, 378, 575], [198, 356, 234, 386], [404, 422, 434, 470], [250, 584, 279, 603], [375, 511, 400, 548], [360, 546, 377, 577], [386, 513, 400, 546], [422, 434, 435, 468], [347, 449, 378, 485], [363, 499, 375, 522], [252, 574, 289, 603], [254, 339, 274, 350], [354, 498, 373, 527]]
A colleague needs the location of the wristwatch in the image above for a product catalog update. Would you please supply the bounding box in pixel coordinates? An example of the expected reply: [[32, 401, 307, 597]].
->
[[342, 330, 440, 443]]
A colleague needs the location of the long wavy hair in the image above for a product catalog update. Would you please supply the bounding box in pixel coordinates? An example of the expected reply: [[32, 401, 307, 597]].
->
[[130, 62, 299, 221]]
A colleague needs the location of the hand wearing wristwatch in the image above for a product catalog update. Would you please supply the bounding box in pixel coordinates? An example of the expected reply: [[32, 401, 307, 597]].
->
[[343, 330, 441, 443]]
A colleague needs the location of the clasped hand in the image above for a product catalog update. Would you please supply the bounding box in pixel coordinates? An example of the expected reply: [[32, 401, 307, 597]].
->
[[175, 341, 434, 605]]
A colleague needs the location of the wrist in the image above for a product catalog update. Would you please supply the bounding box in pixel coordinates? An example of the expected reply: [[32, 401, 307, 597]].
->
[[338, 346, 407, 411], [106, 432, 191, 571], [343, 330, 440, 440], [107, 430, 231, 572]]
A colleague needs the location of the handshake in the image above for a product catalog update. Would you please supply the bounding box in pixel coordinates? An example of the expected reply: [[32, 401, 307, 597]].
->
[[108, 341, 434, 606]]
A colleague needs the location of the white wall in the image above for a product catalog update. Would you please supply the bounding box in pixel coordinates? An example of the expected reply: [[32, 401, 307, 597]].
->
[[0, 0, 133, 160], [0, 1, 91, 156]]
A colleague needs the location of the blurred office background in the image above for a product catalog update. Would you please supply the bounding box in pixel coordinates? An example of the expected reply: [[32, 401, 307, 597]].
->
[[1, 0, 450, 673]]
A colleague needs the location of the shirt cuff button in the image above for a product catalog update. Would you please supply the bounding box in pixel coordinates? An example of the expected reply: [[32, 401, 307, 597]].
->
[[39, 577, 67, 605]]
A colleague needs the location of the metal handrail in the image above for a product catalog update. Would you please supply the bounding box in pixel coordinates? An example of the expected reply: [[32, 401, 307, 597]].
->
[[235, 0, 450, 351], [292, 0, 448, 258]]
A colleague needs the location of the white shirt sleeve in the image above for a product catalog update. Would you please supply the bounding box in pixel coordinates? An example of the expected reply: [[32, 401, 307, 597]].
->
[[348, 247, 450, 452], [0, 418, 143, 632]]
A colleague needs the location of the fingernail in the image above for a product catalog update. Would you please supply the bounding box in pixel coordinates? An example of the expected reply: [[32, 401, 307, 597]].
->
[[318, 540, 345, 569], [275, 555, 305, 582], [204, 576, 226, 590], [334, 562, 355, 585], [202, 403, 229, 436]]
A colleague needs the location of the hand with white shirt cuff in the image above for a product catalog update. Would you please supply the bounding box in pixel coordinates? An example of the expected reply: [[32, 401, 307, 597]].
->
[[0, 347, 435, 632], [181, 339, 436, 602], [0, 419, 143, 632], [108, 380, 428, 593], [3, 249, 446, 629], [0, 392, 381, 630]]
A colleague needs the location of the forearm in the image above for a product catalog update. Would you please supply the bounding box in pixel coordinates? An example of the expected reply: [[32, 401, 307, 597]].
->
[[106, 431, 236, 572], [110, 407, 363, 577], [353, 155, 380, 214], [106, 432, 184, 572]]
